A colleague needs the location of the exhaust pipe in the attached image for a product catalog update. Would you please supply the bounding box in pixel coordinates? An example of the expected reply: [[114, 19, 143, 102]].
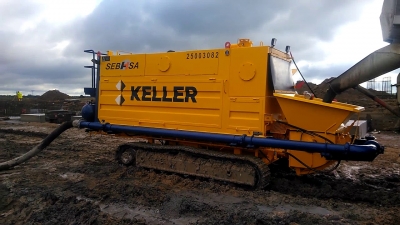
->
[[323, 43, 400, 103]]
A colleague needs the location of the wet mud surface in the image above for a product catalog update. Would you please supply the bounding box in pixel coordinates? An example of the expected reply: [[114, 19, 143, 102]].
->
[[1, 121, 400, 224]]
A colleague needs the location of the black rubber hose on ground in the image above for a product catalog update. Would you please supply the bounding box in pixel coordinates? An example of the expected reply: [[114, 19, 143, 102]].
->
[[0, 121, 74, 171]]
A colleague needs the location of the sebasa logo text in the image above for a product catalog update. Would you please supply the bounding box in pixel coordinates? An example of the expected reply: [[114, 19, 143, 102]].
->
[[105, 60, 139, 70]]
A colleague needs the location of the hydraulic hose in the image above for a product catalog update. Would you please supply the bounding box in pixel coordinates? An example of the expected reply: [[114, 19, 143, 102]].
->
[[289, 51, 317, 97], [0, 121, 75, 171]]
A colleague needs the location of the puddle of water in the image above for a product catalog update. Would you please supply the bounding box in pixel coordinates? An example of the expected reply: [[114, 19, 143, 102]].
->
[[76, 195, 93, 202], [0, 117, 21, 123], [339, 165, 363, 180], [59, 172, 84, 182], [75, 190, 336, 224], [74, 195, 199, 225], [99, 203, 198, 225], [257, 204, 336, 216], [0, 172, 21, 178], [180, 191, 244, 205]]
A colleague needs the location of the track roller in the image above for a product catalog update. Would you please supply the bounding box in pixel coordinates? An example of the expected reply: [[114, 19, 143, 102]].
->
[[115, 144, 137, 166], [115, 142, 271, 190]]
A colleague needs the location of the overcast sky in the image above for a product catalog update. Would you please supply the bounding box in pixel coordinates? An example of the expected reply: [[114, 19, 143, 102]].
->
[[0, 0, 396, 96]]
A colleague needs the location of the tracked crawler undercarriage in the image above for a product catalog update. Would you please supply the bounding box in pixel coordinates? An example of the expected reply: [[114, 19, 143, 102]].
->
[[115, 141, 271, 190]]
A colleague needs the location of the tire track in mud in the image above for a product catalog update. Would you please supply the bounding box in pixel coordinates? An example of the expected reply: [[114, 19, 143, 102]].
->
[[0, 128, 49, 139], [1, 180, 351, 225], [1, 127, 400, 224], [267, 170, 400, 206], [2, 128, 400, 206], [264, 160, 400, 206]]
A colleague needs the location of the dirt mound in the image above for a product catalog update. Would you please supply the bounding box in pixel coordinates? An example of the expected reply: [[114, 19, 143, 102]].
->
[[295, 78, 393, 105], [40, 90, 70, 101]]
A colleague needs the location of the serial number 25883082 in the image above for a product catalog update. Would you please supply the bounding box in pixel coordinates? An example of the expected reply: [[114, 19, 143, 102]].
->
[[186, 51, 219, 59]]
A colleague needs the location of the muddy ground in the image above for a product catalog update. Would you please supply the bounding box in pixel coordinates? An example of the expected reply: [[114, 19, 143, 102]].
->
[[1, 120, 400, 225]]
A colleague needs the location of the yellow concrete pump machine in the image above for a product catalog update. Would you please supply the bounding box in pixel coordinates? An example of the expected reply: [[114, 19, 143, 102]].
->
[[79, 38, 385, 189], [3, 0, 400, 187]]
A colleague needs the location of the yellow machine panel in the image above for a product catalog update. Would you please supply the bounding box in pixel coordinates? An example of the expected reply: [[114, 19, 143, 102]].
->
[[97, 44, 284, 136], [145, 50, 220, 76], [96, 41, 364, 141]]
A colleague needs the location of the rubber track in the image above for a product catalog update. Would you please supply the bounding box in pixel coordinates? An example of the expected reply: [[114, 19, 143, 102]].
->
[[117, 142, 271, 190]]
